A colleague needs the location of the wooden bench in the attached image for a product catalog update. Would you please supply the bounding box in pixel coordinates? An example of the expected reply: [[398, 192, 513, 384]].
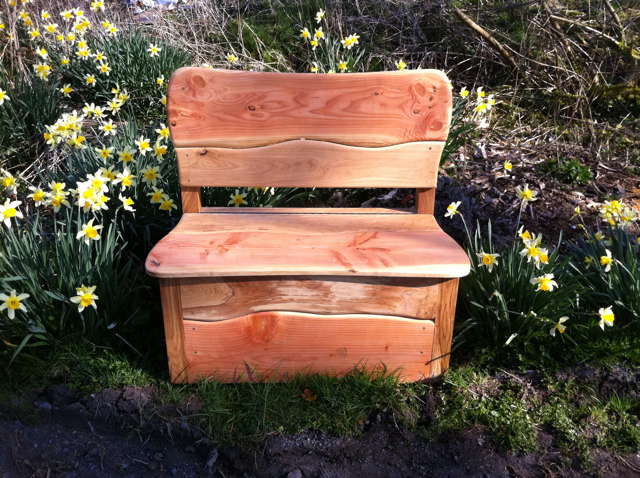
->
[[145, 67, 470, 383]]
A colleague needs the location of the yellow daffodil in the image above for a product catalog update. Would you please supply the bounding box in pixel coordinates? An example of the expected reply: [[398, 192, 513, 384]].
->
[[154, 142, 168, 159], [34, 62, 52, 81], [27, 186, 46, 205], [97, 62, 111, 75], [60, 84, 74, 96], [341, 33, 360, 49], [141, 166, 161, 185], [76, 48, 91, 59], [300, 27, 311, 40], [228, 189, 248, 207], [36, 47, 48, 59], [147, 43, 161, 57], [459, 87, 469, 98], [0, 199, 23, 228], [516, 184, 538, 203], [60, 56, 70, 66], [148, 187, 165, 204], [310, 39, 319, 50], [550, 316, 569, 337], [90, 0, 105, 12], [155, 123, 170, 139], [114, 168, 135, 188], [600, 249, 613, 272], [159, 195, 177, 212], [314, 27, 325, 40], [1, 169, 17, 194], [0, 290, 29, 319], [503, 160, 512, 172], [119, 194, 135, 212], [0, 88, 9, 106], [445, 201, 461, 218], [337, 60, 348, 72], [310, 62, 319, 73], [531, 273, 558, 292], [118, 148, 135, 164], [76, 219, 103, 245], [135, 136, 152, 155], [160, 95, 167, 106], [61, 9, 74, 20], [476, 252, 499, 272], [315, 9, 325, 23], [99, 119, 117, 136], [70, 285, 98, 312], [84, 74, 96, 86], [95, 146, 114, 160], [594, 231, 605, 241], [226, 53, 238, 63], [598, 306, 615, 330], [395, 59, 407, 71], [156, 75, 165, 86]]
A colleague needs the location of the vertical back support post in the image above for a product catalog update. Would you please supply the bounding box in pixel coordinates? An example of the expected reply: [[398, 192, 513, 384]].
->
[[416, 188, 435, 214], [181, 186, 201, 213]]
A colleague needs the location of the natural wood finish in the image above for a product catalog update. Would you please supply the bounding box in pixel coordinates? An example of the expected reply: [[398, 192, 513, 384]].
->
[[180, 186, 201, 213], [200, 207, 412, 215], [182, 311, 435, 382], [159, 279, 189, 382], [145, 212, 470, 279], [168, 68, 452, 148], [179, 276, 444, 321], [176, 140, 443, 188], [416, 188, 436, 214], [429, 278, 460, 376]]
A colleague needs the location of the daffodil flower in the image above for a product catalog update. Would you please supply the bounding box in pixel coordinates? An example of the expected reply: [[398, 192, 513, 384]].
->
[[341, 33, 360, 49], [119, 194, 135, 212], [76, 219, 103, 245], [476, 252, 499, 272], [0, 290, 29, 319], [118, 148, 135, 164], [515, 184, 538, 203], [0, 88, 9, 106], [147, 43, 161, 57], [99, 119, 117, 136], [228, 189, 248, 207], [70, 285, 98, 312], [226, 53, 238, 63], [395, 59, 407, 71], [315, 9, 325, 23], [503, 160, 512, 172], [550, 316, 569, 337], [598, 306, 615, 330], [0, 199, 23, 228], [444, 201, 461, 218], [337, 60, 348, 72], [300, 27, 311, 40], [135, 136, 152, 155], [159, 195, 177, 212], [531, 273, 558, 292], [148, 187, 165, 204], [27, 186, 46, 206], [599, 249, 613, 272], [114, 168, 135, 188]]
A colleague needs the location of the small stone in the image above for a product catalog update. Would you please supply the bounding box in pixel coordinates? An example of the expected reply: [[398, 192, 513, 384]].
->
[[287, 469, 303, 478], [34, 400, 52, 411]]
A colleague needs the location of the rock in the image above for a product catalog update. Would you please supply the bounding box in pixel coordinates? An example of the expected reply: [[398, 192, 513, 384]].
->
[[287, 469, 303, 478], [34, 400, 52, 411]]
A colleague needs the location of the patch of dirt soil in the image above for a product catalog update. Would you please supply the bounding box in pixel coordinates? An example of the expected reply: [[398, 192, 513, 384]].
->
[[2, 383, 640, 477]]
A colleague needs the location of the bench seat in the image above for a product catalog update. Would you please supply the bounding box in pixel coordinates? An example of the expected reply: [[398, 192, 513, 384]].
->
[[146, 209, 470, 279]]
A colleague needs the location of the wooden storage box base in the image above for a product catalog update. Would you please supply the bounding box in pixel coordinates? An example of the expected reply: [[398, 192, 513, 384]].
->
[[160, 276, 459, 383]]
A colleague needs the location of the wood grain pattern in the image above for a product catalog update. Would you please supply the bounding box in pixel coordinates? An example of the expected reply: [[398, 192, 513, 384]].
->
[[180, 186, 201, 213], [200, 207, 412, 215], [145, 212, 471, 279], [429, 278, 460, 376], [180, 276, 444, 321], [176, 140, 443, 188], [168, 68, 452, 148], [159, 279, 189, 383], [182, 311, 435, 382], [416, 188, 436, 214]]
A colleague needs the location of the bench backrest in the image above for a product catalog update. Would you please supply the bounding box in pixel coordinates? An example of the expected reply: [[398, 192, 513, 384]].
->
[[167, 67, 452, 213]]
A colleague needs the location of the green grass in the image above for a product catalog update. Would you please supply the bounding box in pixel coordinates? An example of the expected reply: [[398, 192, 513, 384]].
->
[[2, 340, 638, 457]]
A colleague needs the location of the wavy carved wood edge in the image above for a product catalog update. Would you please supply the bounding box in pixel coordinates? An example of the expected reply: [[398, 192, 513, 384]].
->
[[175, 140, 443, 188], [181, 310, 435, 382], [168, 68, 453, 148]]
